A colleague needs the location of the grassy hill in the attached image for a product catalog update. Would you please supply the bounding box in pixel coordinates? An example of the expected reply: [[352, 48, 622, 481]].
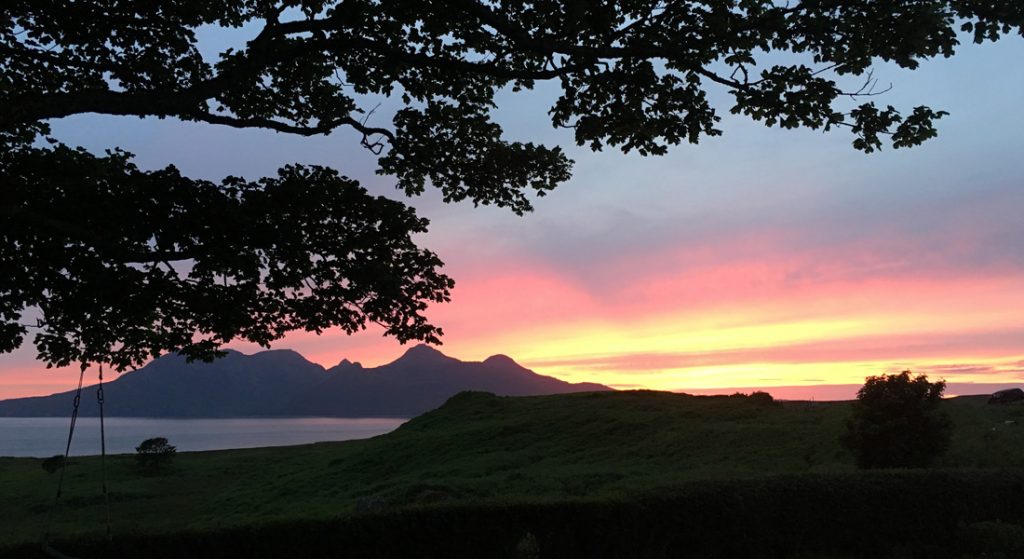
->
[[3, 390, 1024, 554]]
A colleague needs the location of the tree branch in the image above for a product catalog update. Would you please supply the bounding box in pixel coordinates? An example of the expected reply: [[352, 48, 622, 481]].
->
[[190, 111, 396, 143], [0, 22, 572, 131]]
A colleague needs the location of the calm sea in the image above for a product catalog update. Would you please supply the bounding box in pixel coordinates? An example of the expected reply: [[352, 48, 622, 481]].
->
[[0, 417, 406, 457]]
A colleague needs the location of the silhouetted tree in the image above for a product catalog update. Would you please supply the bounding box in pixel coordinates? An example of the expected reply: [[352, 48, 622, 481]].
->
[[842, 371, 952, 469], [135, 437, 177, 470], [3, 2, 1021, 369]]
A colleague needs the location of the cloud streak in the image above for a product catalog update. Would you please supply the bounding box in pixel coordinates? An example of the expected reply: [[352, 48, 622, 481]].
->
[[521, 329, 1024, 373]]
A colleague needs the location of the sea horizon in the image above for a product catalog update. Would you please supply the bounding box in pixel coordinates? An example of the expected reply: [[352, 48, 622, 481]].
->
[[5, 381, 1022, 407], [0, 416, 406, 458]]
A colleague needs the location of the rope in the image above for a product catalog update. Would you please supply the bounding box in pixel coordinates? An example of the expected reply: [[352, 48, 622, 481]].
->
[[42, 364, 115, 557], [42, 366, 86, 551], [97, 365, 112, 541]]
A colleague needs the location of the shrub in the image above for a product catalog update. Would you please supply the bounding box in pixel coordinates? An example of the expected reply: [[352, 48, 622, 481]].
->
[[842, 371, 952, 468], [725, 391, 778, 406], [747, 391, 777, 406], [41, 454, 65, 474], [135, 437, 177, 470]]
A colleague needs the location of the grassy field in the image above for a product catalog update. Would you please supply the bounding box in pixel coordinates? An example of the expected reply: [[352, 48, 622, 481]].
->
[[2, 390, 1024, 550]]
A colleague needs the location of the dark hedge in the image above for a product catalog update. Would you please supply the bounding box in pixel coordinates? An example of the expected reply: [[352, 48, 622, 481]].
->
[[8, 470, 1024, 559]]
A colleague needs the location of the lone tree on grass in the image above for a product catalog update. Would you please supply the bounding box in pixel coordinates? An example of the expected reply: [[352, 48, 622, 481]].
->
[[3, 2, 1022, 369], [136, 437, 177, 470], [842, 371, 952, 469]]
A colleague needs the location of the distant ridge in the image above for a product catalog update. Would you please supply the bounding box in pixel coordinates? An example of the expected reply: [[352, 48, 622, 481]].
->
[[0, 345, 611, 418]]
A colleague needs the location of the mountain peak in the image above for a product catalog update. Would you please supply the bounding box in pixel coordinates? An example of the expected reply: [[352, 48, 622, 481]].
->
[[483, 354, 519, 367], [380, 344, 457, 371], [399, 344, 448, 360], [254, 348, 303, 358], [246, 348, 317, 367], [334, 358, 363, 370]]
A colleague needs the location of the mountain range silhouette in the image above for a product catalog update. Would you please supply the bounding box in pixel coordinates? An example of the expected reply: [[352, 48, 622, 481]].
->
[[0, 345, 610, 417]]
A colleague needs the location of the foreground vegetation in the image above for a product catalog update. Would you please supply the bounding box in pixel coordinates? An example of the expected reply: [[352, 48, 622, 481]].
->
[[3, 390, 1024, 557]]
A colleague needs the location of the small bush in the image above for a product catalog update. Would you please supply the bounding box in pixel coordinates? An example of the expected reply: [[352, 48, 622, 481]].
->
[[41, 454, 65, 474], [515, 532, 540, 559], [748, 391, 777, 406], [135, 437, 177, 470]]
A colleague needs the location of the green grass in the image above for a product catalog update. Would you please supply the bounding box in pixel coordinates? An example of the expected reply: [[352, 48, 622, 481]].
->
[[2, 390, 1024, 548]]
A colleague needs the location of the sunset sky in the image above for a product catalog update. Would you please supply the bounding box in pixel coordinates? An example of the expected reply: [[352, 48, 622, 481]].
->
[[1, 31, 1022, 401]]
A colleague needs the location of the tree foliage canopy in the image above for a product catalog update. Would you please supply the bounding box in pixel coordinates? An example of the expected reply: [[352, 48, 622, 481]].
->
[[2, 1, 1021, 369], [842, 371, 952, 469]]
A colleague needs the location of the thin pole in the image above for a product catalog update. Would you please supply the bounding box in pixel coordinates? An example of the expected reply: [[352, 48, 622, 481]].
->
[[97, 365, 111, 541]]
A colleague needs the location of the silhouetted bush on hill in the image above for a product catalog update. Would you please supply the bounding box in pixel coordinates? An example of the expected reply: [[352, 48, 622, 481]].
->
[[735, 391, 777, 407], [40, 455, 65, 474]]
